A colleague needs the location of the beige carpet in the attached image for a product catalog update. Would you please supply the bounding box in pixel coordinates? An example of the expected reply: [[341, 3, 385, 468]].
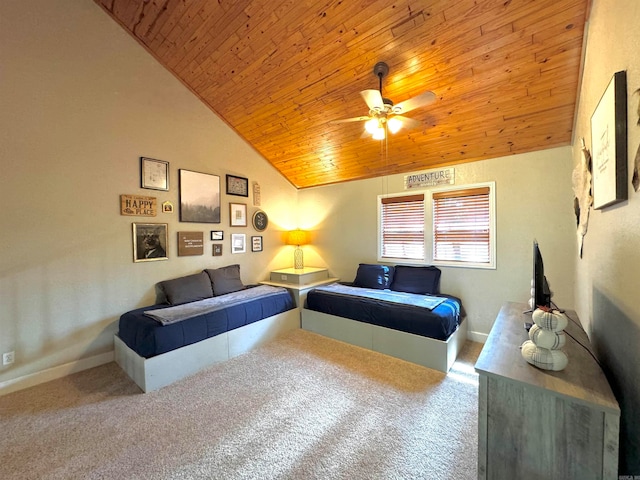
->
[[0, 330, 482, 480]]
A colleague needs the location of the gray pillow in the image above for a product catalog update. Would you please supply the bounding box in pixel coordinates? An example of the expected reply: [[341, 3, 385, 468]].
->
[[159, 271, 214, 305], [205, 264, 245, 296]]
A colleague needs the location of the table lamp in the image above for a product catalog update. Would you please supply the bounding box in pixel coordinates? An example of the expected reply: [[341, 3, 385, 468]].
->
[[286, 229, 309, 270]]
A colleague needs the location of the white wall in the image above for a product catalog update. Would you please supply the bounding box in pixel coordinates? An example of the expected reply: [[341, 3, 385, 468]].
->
[[571, 0, 640, 473], [0, 0, 296, 392], [299, 146, 576, 338]]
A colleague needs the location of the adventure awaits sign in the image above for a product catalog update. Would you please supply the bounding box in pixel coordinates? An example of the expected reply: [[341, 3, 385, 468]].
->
[[404, 168, 455, 189]]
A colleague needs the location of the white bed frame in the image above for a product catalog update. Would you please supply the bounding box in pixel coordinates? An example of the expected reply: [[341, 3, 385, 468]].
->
[[301, 308, 467, 373], [115, 308, 300, 392]]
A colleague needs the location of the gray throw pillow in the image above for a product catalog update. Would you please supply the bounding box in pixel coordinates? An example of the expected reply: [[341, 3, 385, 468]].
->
[[205, 264, 245, 296], [159, 271, 214, 305]]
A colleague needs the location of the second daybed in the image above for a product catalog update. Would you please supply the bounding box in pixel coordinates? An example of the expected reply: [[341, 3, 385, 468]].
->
[[115, 264, 298, 392], [301, 264, 467, 372]]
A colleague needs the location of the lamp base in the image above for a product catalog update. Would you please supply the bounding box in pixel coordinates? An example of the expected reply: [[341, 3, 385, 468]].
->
[[294, 247, 304, 270]]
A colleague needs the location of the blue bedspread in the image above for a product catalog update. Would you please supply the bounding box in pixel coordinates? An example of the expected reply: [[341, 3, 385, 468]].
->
[[305, 283, 461, 341], [118, 286, 295, 358]]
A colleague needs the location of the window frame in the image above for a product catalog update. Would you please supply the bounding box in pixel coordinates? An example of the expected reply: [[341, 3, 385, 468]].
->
[[377, 181, 496, 269]]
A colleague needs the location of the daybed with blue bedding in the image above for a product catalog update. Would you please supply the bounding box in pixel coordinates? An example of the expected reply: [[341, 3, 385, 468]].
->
[[301, 264, 467, 372], [115, 265, 298, 392]]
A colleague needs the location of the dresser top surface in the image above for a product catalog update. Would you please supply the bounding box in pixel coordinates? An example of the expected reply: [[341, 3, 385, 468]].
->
[[475, 302, 619, 413]]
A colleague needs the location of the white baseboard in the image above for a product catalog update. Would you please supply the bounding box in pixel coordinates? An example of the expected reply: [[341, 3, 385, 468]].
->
[[0, 351, 114, 397], [467, 330, 488, 344]]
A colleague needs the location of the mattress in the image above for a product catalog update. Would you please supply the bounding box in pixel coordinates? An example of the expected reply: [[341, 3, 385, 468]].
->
[[305, 283, 461, 341], [118, 287, 295, 358]]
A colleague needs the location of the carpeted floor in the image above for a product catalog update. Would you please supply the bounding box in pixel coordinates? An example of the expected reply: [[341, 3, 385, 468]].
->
[[0, 330, 482, 480]]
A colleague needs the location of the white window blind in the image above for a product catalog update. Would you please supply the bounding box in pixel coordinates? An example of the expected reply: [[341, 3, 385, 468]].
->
[[433, 187, 491, 264], [380, 194, 425, 260]]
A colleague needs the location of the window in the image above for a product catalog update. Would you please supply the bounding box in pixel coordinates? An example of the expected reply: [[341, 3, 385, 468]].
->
[[432, 187, 493, 267], [378, 182, 495, 269], [379, 194, 425, 261]]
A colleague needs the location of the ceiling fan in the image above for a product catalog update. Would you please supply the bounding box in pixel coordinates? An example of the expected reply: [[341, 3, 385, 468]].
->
[[332, 62, 436, 140]]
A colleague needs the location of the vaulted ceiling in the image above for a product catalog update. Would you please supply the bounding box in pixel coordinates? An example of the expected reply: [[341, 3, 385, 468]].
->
[[96, 0, 590, 189]]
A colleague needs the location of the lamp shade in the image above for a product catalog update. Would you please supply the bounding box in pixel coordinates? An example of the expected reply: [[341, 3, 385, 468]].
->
[[286, 229, 309, 246]]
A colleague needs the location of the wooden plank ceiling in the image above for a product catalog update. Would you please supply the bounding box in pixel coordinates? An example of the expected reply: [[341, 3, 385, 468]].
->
[[96, 0, 590, 189]]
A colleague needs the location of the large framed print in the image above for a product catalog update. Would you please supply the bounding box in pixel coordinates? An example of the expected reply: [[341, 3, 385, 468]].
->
[[132, 223, 168, 262], [179, 170, 221, 223], [226, 174, 249, 197], [590, 71, 628, 209], [141, 157, 169, 191]]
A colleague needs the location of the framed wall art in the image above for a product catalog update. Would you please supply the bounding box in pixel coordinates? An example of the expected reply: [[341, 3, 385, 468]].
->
[[177, 231, 204, 256], [252, 210, 268, 231], [179, 169, 221, 223], [590, 70, 628, 209], [213, 244, 223, 256], [210, 230, 224, 241], [141, 157, 169, 191], [231, 233, 246, 254], [226, 174, 249, 197], [229, 202, 247, 227], [132, 223, 168, 262], [251, 236, 263, 252]]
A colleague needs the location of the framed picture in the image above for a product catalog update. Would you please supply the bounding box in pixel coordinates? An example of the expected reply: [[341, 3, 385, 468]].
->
[[590, 71, 628, 209], [226, 174, 249, 197], [179, 169, 221, 223], [252, 210, 268, 231], [162, 201, 173, 213], [177, 231, 204, 256], [132, 223, 168, 262], [251, 236, 263, 252], [213, 244, 223, 256], [231, 233, 246, 254], [210, 230, 224, 241], [229, 202, 247, 226], [141, 157, 169, 191]]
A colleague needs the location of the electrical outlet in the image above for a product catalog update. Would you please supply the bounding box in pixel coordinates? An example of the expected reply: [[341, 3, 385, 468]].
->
[[3, 351, 14, 365]]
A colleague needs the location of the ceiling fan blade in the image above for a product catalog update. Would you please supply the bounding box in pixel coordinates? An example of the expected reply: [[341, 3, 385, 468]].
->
[[393, 91, 436, 114], [329, 115, 371, 124], [393, 115, 422, 129], [360, 89, 384, 111]]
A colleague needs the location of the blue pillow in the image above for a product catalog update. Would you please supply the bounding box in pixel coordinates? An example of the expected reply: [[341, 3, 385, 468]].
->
[[390, 265, 441, 295], [353, 264, 394, 290]]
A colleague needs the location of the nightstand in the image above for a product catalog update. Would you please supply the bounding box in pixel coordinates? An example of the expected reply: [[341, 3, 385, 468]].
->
[[260, 267, 338, 307]]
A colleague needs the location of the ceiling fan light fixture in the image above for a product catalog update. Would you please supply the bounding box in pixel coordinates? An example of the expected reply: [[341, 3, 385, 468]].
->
[[365, 118, 379, 134], [372, 126, 385, 140], [387, 117, 402, 134]]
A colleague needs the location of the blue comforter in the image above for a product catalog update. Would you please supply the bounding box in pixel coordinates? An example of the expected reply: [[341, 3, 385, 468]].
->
[[119, 286, 295, 358], [305, 283, 462, 341]]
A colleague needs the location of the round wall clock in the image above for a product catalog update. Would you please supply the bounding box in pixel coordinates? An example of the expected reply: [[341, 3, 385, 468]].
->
[[252, 210, 268, 231]]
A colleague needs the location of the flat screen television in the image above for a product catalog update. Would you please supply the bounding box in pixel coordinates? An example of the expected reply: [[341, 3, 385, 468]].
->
[[531, 240, 551, 309]]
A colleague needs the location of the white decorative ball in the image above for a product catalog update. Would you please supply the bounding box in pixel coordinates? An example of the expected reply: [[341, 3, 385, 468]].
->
[[521, 340, 569, 371], [529, 324, 566, 350], [532, 308, 568, 332]]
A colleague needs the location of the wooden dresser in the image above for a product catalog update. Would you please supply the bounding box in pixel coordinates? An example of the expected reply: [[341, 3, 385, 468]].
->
[[475, 302, 620, 479]]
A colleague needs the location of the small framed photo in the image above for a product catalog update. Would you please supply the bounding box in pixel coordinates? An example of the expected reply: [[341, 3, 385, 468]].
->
[[210, 230, 224, 241], [141, 157, 169, 191], [212, 244, 223, 256], [231, 233, 246, 254], [229, 202, 247, 227], [162, 201, 174, 213], [226, 174, 249, 197], [251, 236, 263, 252], [133, 223, 168, 262]]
